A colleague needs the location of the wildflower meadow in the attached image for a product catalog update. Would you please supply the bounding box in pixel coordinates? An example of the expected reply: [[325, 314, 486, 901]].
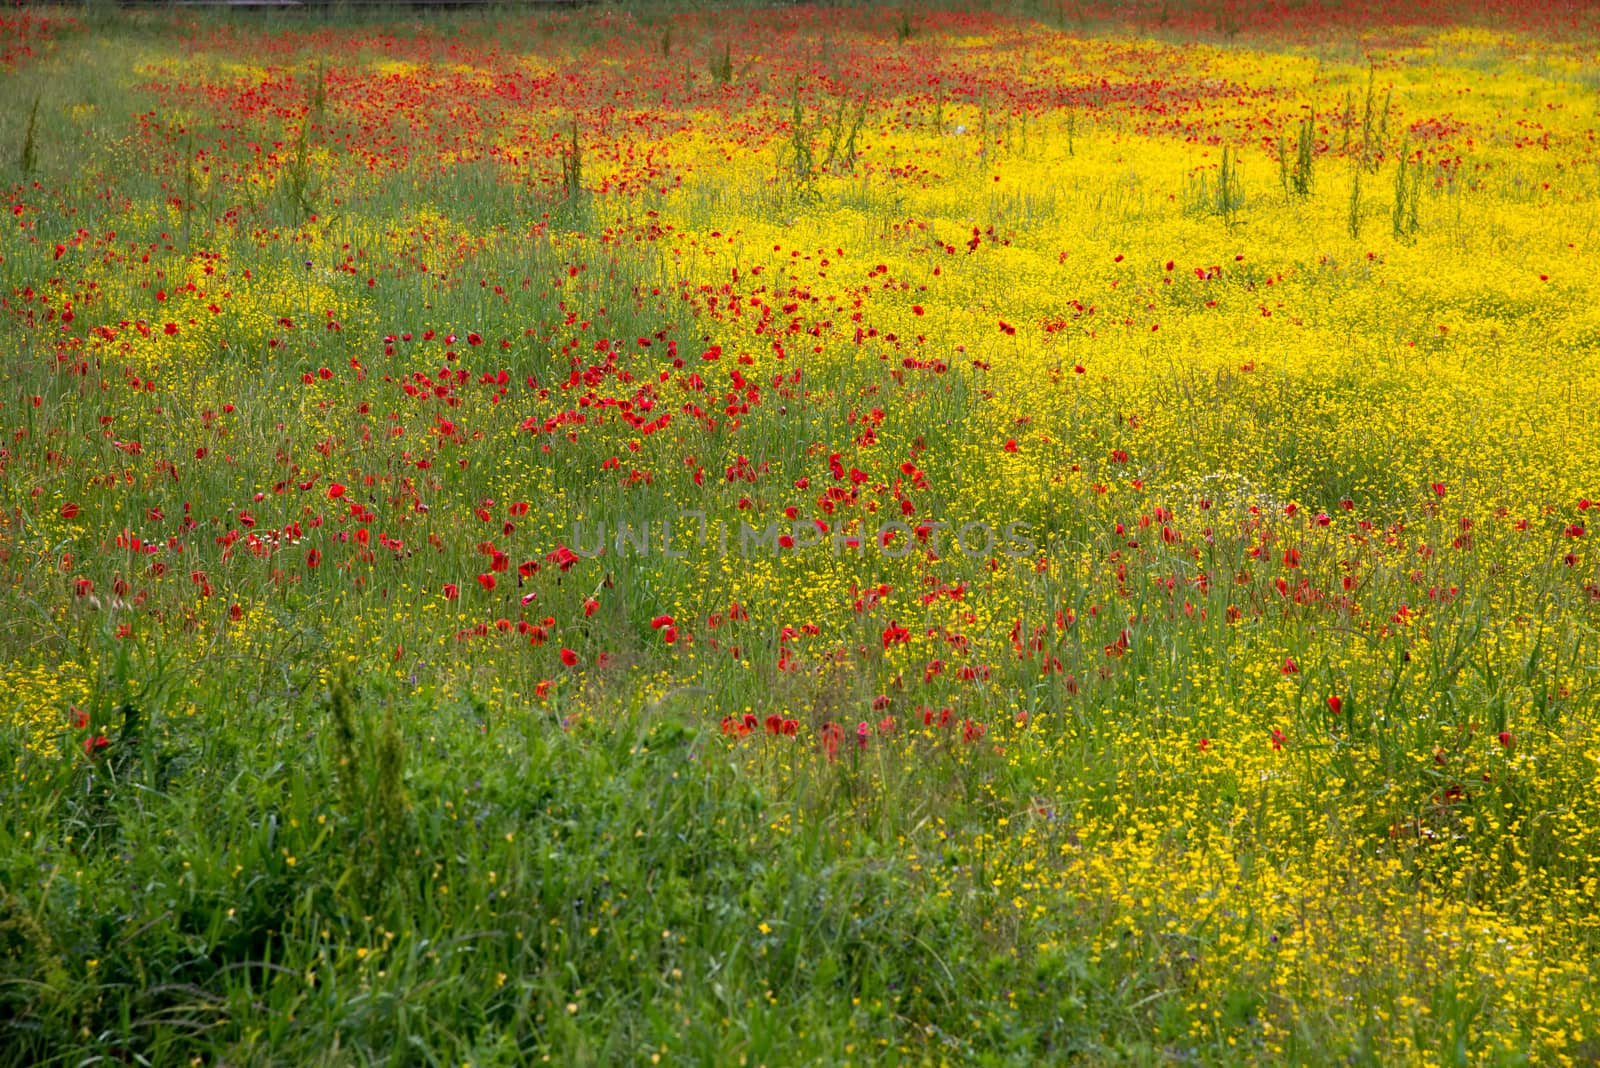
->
[[2, 0, 1598, 1062]]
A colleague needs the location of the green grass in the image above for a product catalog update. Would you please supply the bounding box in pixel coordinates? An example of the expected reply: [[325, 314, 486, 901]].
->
[[0, 663, 1176, 1066]]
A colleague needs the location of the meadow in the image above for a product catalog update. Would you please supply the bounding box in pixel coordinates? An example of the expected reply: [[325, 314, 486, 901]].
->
[[2, 0, 1599, 1062]]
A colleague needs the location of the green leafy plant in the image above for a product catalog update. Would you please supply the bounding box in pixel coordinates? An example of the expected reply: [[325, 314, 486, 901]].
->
[[709, 40, 732, 85], [1279, 110, 1315, 198], [327, 669, 413, 906], [18, 94, 39, 176], [785, 75, 815, 193], [1348, 163, 1363, 239], [560, 116, 582, 202], [1393, 139, 1422, 239], [1191, 147, 1244, 225], [279, 60, 326, 225], [1215, 146, 1244, 224], [820, 92, 868, 175]]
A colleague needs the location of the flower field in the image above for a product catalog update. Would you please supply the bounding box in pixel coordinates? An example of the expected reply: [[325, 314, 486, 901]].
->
[[2, 0, 1599, 1062]]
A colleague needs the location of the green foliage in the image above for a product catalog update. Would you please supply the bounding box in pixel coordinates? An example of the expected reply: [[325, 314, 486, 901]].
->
[[0, 886, 75, 1057], [779, 76, 869, 205], [326, 670, 414, 906], [560, 117, 582, 203], [1359, 68, 1379, 169], [0, 678, 1011, 1065], [784, 74, 816, 197], [17, 95, 38, 176], [1215, 144, 1243, 224], [820, 91, 868, 174], [278, 60, 326, 226], [708, 39, 732, 85], [1348, 162, 1363, 239], [1186, 146, 1244, 225], [1393, 139, 1423, 240], [1279, 110, 1315, 198]]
